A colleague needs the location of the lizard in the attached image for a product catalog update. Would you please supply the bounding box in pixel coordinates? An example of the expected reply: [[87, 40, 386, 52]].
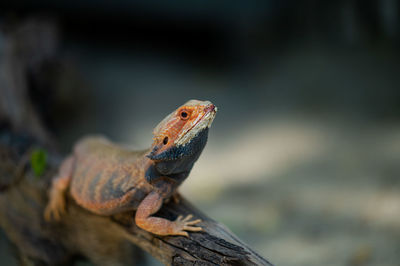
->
[[44, 99, 217, 237]]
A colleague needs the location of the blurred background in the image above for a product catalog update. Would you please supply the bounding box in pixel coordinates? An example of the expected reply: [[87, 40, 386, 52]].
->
[[1, 1, 400, 265]]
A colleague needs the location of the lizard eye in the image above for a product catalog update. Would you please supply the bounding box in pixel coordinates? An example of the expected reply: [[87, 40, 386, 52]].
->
[[163, 136, 169, 145], [180, 110, 189, 120]]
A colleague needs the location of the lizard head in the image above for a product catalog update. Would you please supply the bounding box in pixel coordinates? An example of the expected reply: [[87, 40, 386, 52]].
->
[[146, 99, 217, 176]]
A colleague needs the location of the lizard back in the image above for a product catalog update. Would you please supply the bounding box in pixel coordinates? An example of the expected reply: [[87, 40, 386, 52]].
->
[[69, 137, 153, 215]]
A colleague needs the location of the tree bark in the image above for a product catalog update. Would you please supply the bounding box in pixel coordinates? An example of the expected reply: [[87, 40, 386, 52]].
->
[[0, 18, 272, 266]]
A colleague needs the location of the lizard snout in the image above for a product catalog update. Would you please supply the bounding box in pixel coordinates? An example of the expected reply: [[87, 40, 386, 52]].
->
[[204, 104, 216, 113]]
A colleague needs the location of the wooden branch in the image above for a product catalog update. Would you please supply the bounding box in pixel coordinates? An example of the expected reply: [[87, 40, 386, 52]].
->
[[0, 18, 272, 266], [0, 140, 271, 265]]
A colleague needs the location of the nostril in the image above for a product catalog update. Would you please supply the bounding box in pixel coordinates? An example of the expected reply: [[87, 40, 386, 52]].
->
[[205, 104, 215, 112]]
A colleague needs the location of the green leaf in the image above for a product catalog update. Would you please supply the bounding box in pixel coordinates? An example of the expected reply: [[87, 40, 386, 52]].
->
[[30, 149, 47, 177]]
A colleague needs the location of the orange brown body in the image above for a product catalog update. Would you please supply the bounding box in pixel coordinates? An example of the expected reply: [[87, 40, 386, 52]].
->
[[44, 100, 217, 237]]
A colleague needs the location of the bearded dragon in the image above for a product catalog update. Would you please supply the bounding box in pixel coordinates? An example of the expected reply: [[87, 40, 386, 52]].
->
[[44, 99, 217, 237]]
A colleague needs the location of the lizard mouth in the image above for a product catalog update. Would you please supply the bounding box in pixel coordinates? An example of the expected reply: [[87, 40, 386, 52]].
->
[[174, 104, 217, 147]]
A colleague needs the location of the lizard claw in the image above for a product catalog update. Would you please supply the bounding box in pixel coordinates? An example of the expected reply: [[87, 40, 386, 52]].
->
[[173, 214, 203, 237]]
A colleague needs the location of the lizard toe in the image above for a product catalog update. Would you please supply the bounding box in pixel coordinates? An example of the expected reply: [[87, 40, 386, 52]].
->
[[185, 219, 201, 225], [176, 231, 189, 237], [176, 215, 184, 222], [183, 225, 203, 232], [182, 214, 193, 222]]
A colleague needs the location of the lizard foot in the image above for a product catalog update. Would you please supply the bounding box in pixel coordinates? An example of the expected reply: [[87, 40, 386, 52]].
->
[[172, 214, 202, 237], [44, 190, 66, 222]]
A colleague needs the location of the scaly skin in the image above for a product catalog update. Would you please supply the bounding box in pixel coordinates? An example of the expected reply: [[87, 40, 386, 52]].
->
[[44, 100, 217, 237]]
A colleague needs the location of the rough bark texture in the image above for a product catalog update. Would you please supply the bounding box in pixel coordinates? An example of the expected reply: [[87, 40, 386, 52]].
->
[[0, 18, 272, 266]]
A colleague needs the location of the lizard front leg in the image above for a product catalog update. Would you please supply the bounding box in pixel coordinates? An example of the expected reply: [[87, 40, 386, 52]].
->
[[135, 191, 202, 237], [44, 156, 75, 221]]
